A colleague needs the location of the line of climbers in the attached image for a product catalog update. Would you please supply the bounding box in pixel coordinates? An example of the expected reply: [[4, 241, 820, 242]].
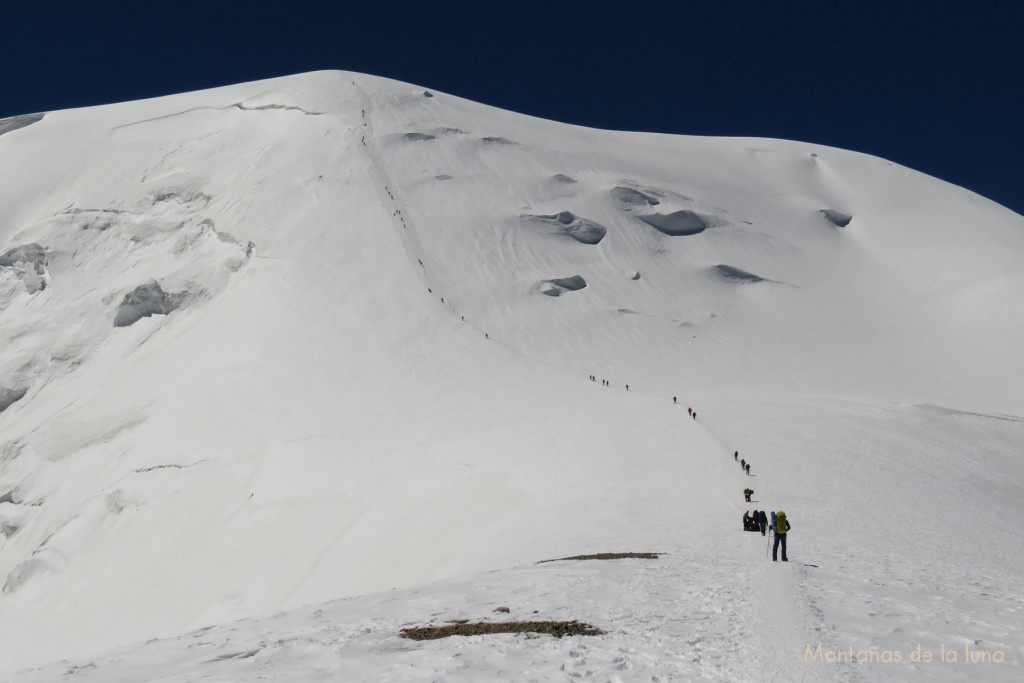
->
[[385, 165, 799, 563], [365, 109, 495, 347], [581, 378, 789, 560], [738, 447, 791, 562], [377, 178, 496, 344], [391, 178, 799, 562]]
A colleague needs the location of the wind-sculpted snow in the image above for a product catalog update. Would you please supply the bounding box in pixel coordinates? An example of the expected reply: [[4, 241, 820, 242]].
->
[[0, 244, 46, 273], [538, 275, 588, 297], [0, 387, 27, 414], [153, 188, 212, 207], [2, 558, 51, 594], [0, 440, 24, 464], [820, 209, 853, 227], [105, 490, 143, 514], [0, 244, 48, 293], [60, 207, 126, 231], [480, 136, 516, 145], [60, 186, 216, 241], [113, 281, 186, 327], [399, 127, 467, 143], [914, 403, 1024, 422], [611, 186, 660, 207], [639, 209, 720, 235], [0, 113, 44, 138], [525, 211, 607, 244], [713, 264, 766, 283]]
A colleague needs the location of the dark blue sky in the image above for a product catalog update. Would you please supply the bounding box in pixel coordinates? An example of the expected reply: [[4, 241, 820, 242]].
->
[[3, 2, 1021, 215]]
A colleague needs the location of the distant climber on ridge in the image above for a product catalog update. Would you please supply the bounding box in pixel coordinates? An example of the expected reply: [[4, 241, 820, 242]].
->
[[744, 488, 753, 502]]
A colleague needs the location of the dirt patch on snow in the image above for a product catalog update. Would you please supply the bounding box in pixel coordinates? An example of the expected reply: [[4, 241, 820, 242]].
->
[[401, 620, 603, 640], [538, 552, 661, 563]]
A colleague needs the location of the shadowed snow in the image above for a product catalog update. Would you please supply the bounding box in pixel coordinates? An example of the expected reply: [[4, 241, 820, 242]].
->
[[0, 244, 46, 274], [820, 209, 853, 227], [611, 186, 660, 207], [525, 211, 607, 244], [713, 264, 766, 283], [538, 275, 588, 297], [0, 113, 44, 138], [0, 387, 27, 414], [113, 282, 186, 327], [639, 209, 719, 235]]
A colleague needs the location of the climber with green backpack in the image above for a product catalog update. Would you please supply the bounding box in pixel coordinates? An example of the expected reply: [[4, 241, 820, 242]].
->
[[771, 510, 791, 562]]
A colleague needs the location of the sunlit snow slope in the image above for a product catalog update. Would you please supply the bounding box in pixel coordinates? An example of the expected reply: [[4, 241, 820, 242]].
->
[[1, 71, 1022, 680]]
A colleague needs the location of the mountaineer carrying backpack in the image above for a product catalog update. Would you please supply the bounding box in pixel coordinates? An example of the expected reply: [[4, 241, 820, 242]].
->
[[743, 488, 753, 502], [772, 510, 791, 562]]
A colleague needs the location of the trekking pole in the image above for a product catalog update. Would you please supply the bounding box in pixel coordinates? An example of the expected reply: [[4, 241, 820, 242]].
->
[[766, 529, 771, 559]]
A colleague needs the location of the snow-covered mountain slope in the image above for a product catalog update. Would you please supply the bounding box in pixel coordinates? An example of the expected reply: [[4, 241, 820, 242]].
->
[[1, 71, 1022, 680]]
